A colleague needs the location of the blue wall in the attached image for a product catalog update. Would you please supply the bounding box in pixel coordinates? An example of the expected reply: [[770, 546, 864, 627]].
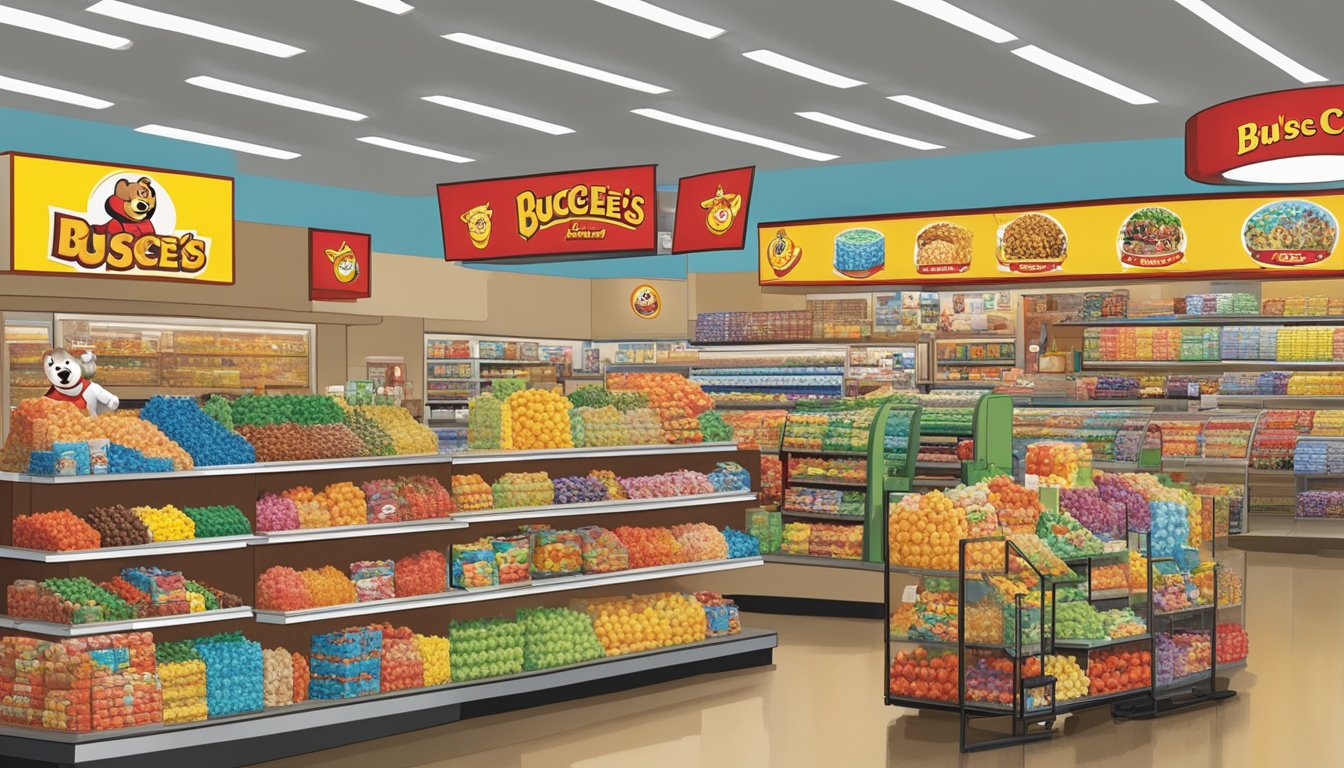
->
[[0, 106, 1289, 280]]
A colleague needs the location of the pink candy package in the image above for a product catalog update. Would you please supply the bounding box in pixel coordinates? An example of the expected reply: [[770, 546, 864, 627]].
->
[[350, 560, 395, 602]]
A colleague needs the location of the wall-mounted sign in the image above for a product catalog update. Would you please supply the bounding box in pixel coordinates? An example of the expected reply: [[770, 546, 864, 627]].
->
[[759, 189, 1344, 286], [309, 228, 371, 301], [630, 284, 662, 319], [672, 166, 755, 254], [1188, 85, 1344, 184], [4, 153, 234, 283], [436, 165, 657, 261]]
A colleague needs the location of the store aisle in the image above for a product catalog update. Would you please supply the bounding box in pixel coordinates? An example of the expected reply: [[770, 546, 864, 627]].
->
[[262, 551, 1337, 768]]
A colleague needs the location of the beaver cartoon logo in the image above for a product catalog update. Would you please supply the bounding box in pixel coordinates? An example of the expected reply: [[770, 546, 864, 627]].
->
[[50, 172, 209, 274], [325, 241, 360, 284], [701, 185, 743, 236], [43, 348, 119, 418], [461, 203, 493, 250], [631, 284, 661, 319]]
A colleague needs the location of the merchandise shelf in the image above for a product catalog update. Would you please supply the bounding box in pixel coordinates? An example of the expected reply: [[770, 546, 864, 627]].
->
[[0, 534, 260, 562], [253, 557, 764, 624], [0, 606, 253, 637], [786, 477, 867, 489], [256, 519, 468, 544], [1055, 635, 1151, 650], [0, 453, 451, 484], [452, 491, 757, 523], [0, 629, 776, 768], [453, 441, 741, 464], [1059, 315, 1344, 326], [764, 553, 882, 570], [1083, 360, 1343, 370], [778, 510, 865, 523]]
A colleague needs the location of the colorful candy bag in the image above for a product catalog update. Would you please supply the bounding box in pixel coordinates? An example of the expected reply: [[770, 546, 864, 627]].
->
[[576, 526, 629, 573], [530, 529, 583, 577]]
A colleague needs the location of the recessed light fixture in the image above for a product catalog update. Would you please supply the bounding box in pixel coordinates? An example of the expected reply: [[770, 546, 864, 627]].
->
[[1171, 0, 1325, 84], [422, 95, 573, 135], [351, 0, 414, 14], [742, 50, 865, 89], [888, 95, 1033, 140], [631, 108, 838, 161], [1011, 45, 1157, 105], [86, 1, 303, 58], [135, 124, 301, 159], [889, 0, 1016, 44], [357, 136, 474, 163], [796, 111, 943, 150], [590, 0, 724, 39], [0, 74, 112, 109], [443, 32, 669, 94], [0, 4, 131, 49], [186, 76, 366, 121]]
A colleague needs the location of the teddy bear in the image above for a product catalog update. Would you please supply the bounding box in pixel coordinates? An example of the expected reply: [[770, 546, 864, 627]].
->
[[93, 176, 157, 238], [43, 348, 120, 418]]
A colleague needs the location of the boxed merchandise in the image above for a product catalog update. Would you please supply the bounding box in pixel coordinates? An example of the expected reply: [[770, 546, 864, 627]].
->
[[377, 625, 424, 693], [747, 508, 783, 553], [451, 540, 498, 589], [310, 627, 382, 700], [194, 633, 263, 717]]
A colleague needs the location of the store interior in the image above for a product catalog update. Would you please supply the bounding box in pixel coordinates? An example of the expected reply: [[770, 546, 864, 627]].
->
[[0, 1, 1343, 766]]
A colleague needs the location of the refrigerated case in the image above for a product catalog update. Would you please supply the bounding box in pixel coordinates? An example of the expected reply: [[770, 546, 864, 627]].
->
[[54, 314, 314, 399]]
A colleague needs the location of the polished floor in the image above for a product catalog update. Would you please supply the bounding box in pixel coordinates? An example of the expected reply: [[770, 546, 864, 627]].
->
[[263, 551, 1333, 768]]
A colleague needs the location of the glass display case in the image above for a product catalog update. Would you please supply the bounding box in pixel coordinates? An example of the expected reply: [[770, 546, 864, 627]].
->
[[5, 314, 53, 406], [53, 315, 313, 398], [1013, 408, 1154, 469]]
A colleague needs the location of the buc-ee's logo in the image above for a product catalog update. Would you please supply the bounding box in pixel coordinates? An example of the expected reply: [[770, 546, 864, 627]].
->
[[701, 185, 743, 236], [325, 241, 360, 284], [49, 173, 209, 274], [631, 284, 661, 319]]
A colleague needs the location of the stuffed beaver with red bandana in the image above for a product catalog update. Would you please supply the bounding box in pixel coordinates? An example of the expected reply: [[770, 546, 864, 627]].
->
[[93, 177, 157, 237]]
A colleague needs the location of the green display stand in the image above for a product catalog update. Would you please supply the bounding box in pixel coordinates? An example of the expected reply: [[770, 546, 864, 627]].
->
[[962, 393, 1014, 485], [861, 402, 922, 563]]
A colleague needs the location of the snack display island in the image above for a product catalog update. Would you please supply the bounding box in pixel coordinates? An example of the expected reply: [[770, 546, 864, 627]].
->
[[0, 387, 775, 766]]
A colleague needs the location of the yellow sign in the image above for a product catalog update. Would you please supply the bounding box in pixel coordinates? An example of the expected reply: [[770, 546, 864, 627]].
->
[[759, 190, 1344, 286], [7, 153, 234, 283]]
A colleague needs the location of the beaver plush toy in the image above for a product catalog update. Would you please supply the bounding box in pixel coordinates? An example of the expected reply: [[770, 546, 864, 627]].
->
[[43, 349, 120, 418]]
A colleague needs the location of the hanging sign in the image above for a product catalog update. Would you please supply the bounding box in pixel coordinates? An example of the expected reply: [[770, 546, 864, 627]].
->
[[759, 189, 1344, 286], [5, 153, 234, 283], [1188, 85, 1344, 184], [310, 228, 372, 300], [672, 166, 755, 253], [436, 165, 657, 261]]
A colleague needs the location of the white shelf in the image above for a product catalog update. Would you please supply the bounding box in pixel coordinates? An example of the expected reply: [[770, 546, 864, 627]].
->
[[0, 607, 253, 637], [453, 492, 756, 523], [257, 519, 468, 544], [453, 441, 741, 465], [254, 557, 762, 624], [0, 535, 259, 562], [1083, 360, 1342, 370], [0, 454, 449, 484]]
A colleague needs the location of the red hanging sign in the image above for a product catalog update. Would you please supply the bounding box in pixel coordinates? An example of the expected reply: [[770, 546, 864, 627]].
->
[[1187, 85, 1344, 184], [309, 228, 371, 301], [436, 165, 657, 261], [671, 166, 755, 254]]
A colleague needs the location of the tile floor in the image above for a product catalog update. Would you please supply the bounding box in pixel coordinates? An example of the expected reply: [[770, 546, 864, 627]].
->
[[263, 550, 1335, 767]]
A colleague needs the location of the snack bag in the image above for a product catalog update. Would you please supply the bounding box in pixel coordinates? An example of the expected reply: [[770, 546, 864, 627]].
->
[[576, 526, 629, 573], [492, 535, 532, 586], [451, 541, 498, 589]]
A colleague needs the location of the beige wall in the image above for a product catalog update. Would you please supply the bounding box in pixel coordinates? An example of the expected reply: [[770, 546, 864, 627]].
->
[[590, 278, 688, 339]]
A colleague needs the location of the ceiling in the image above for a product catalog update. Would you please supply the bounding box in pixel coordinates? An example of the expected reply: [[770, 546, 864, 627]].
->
[[0, 0, 1334, 195]]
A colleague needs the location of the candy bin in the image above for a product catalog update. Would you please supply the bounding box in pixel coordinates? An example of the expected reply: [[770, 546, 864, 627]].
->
[[469, 391, 509, 449], [91, 670, 162, 731], [1055, 601, 1107, 640], [887, 490, 969, 570], [493, 535, 532, 586], [505, 389, 575, 450], [964, 652, 1016, 706], [551, 474, 610, 505], [1025, 441, 1092, 487], [747, 508, 782, 553], [1217, 622, 1249, 664], [193, 633, 264, 717], [376, 625, 424, 693], [451, 540, 499, 589], [723, 527, 761, 558], [291, 652, 309, 703], [1044, 654, 1090, 701], [416, 633, 450, 687], [361, 479, 405, 523], [707, 461, 751, 492], [760, 454, 782, 506], [612, 526, 682, 568], [451, 473, 494, 511], [492, 471, 554, 508], [309, 626, 382, 699], [301, 565, 358, 607], [398, 475, 456, 520], [12, 510, 101, 551], [350, 560, 395, 602], [395, 549, 447, 597], [262, 647, 295, 708], [671, 523, 729, 561], [1088, 645, 1152, 695], [530, 529, 584, 576], [1036, 507, 1105, 560], [888, 647, 958, 704], [132, 504, 196, 542], [576, 526, 630, 573], [579, 592, 707, 657], [518, 606, 605, 671], [1060, 487, 1125, 540], [256, 566, 313, 611], [318, 482, 368, 527], [1155, 630, 1212, 685], [156, 640, 208, 724], [780, 522, 812, 556], [80, 505, 151, 547], [182, 505, 252, 538], [1217, 565, 1243, 606], [588, 469, 627, 500], [807, 522, 862, 559], [283, 486, 331, 530], [255, 493, 300, 533], [450, 617, 524, 682]]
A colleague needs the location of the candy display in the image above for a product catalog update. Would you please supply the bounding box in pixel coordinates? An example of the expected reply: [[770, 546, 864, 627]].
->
[[493, 472, 554, 508], [1060, 488, 1125, 540], [781, 521, 811, 555], [255, 493, 300, 532], [451, 473, 495, 511], [467, 394, 511, 450], [262, 647, 295, 708], [707, 461, 751, 493], [670, 523, 729, 561], [12, 510, 101, 551], [1217, 622, 1249, 664], [1035, 508, 1105, 560], [619, 470, 715, 499], [1155, 630, 1211, 685], [450, 617, 524, 682], [310, 627, 382, 699], [132, 504, 196, 542], [582, 592, 708, 656], [300, 566, 359, 607], [1054, 600, 1106, 640], [1088, 647, 1151, 695], [194, 632, 264, 717], [806, 522, 863, 559], [888, 647, 958, 703], [747, 508, 783, 554], [530, 529, 584, 577], [182, 505, 252, 538], [416, 633, 450, 686], [1044, 654, 1089, 701], [378, 625, 425, 693], [722, 528, 761, 558], [612, 526, 683, 569], [236, 423, 363, 463], [350, 561, 395, 602], [256, 567, 311, 611], [1025, 441, 1091, 486], [140, 396, 256, 466], [451, 540, 499, 589], [395, 550, 447, 598], [577, 526, 630, 573], [505, 389, 575, 450], [518, 606, 606, 671], [552, 475, 610, 505], [343, 408, 396, 457]]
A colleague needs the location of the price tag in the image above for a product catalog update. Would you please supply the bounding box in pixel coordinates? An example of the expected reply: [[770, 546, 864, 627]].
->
[[901, 585, 918, 603]]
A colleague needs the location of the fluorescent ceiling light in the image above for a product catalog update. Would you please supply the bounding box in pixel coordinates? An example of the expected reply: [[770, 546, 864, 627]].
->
[[796, 111, 943, 150], [0, 4, 131, 49], [1171, 0, 1325, 84], [351, 0, 414, 14], [86, 1, 303, 58], [590, 0, 723, 39], [357, 136, 474, 163], [889, 0, 1016, 44], [423, 95, 573, 135], [742, 50, 864, 89], [135, 124, 300, 159], [1011, 45, 1157, 105], [0, 74, 112, 109], [888, 95, 1032, 140], [443, 32, 668, 94], [632, 108, 838, 161], [186, 76, 366, 121], [1223, 156, 1344, 184]]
